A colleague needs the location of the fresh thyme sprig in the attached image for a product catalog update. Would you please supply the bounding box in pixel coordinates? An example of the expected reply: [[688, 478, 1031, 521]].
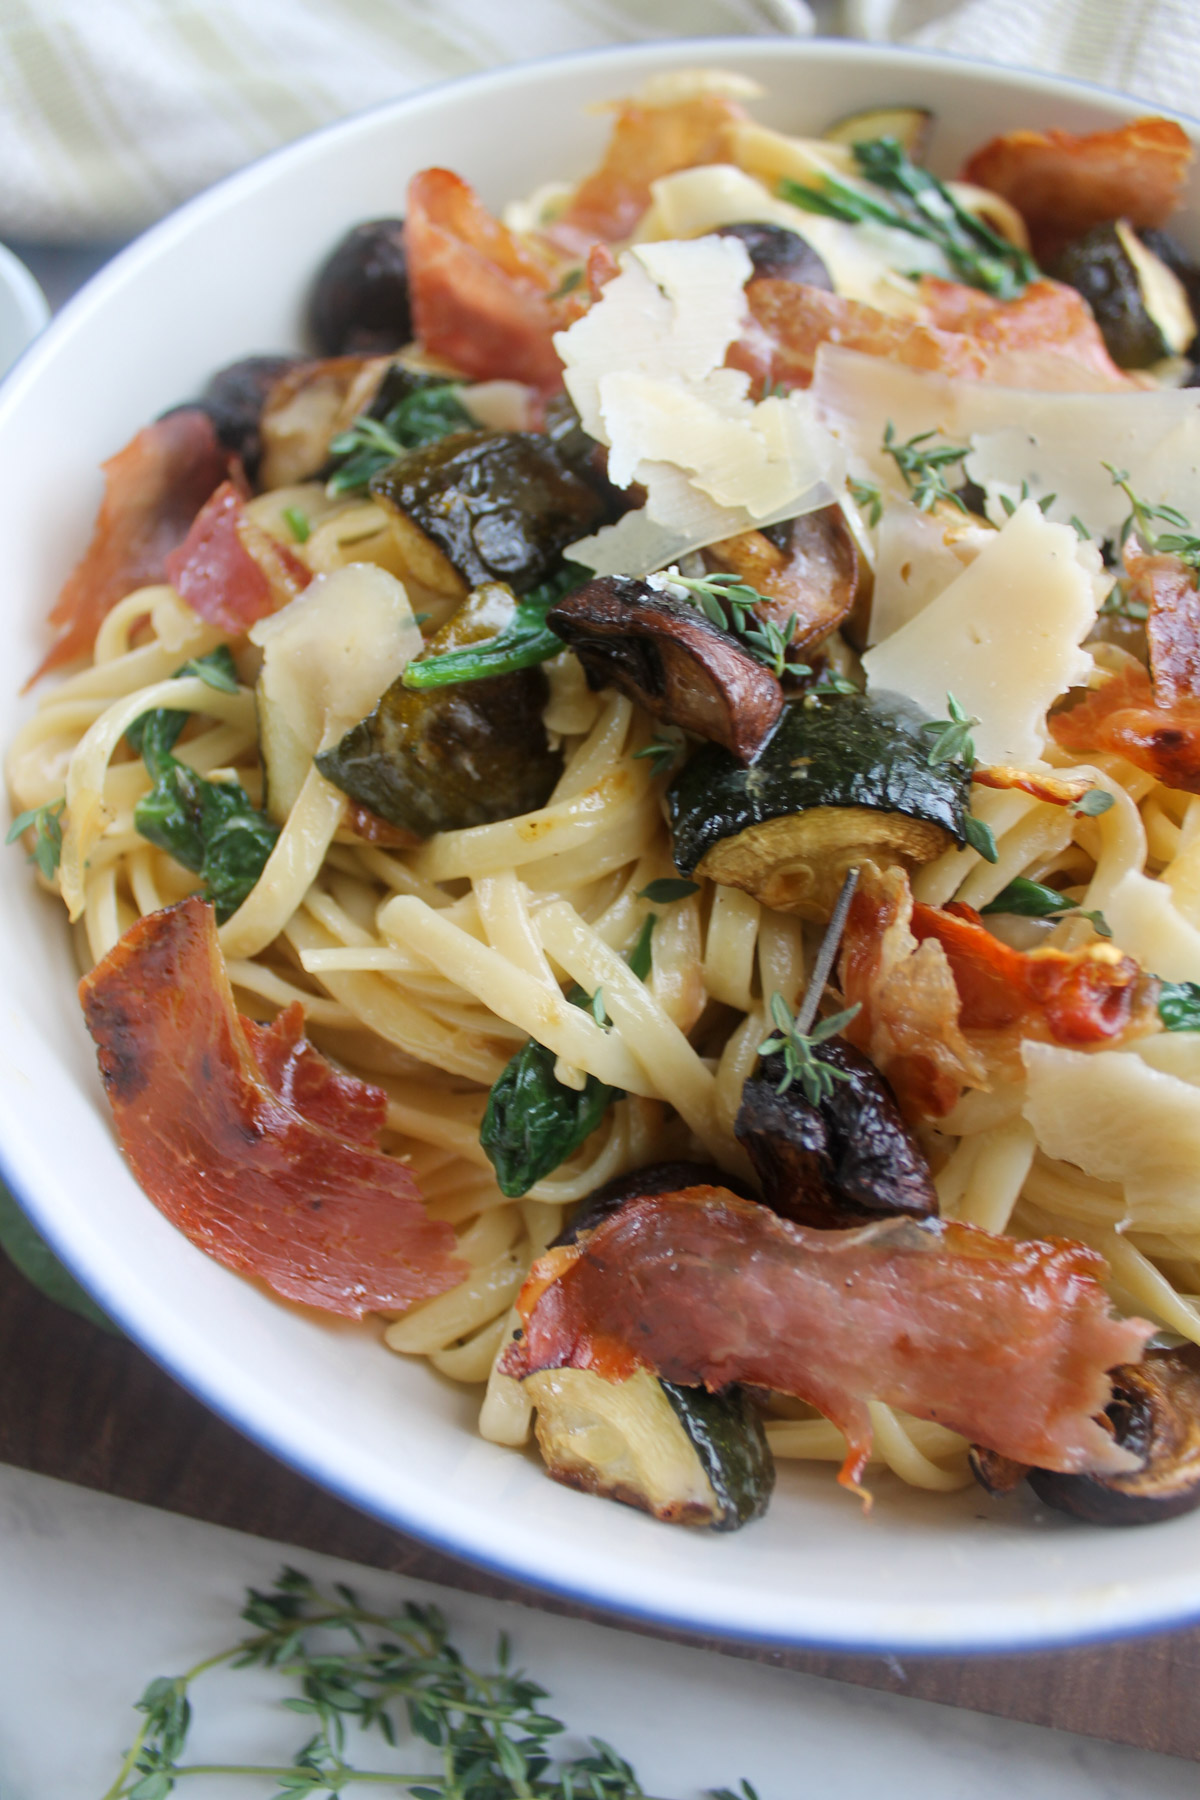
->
[[103, 1566, 752, 1800], [779, 136, 1037, 299], [921, 692, 978, 766], [1104, 464, 1200, 567], [846, 476, 882, 528], [882, 424, 970, 514], [757, 991, 862, 1104], [660, 570, 801, 678], [6, 796, 65, 881], [632, 733, 684, 776]]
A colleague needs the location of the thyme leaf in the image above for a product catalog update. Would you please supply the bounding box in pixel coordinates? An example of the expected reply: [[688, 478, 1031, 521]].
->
[[963, 813, 999, 863], [6, 796, 65, 881], [666, 570, 801, 677], [979, 875, 1111, 937], [921, 692, 978, 766], [632, 733, 684, 776], [1104, 463, 1200, 567], [106, 1566, 745, 1799], [757, 991, 862, 1104], [847, 476, 882, 527], [883, 423, 970, 514], [1070, 787, 1115, 817], [637, 877, 700, 903]]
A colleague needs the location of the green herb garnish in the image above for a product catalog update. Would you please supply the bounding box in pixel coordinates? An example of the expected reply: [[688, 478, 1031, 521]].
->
[[779, 136, 1037, 299], [963, 813, 999, 863], [102, 1565, 748, 1799], [480, 920, 657, 1197], [128, 647, 277, 922], [1159, 980, 1200, 1031], [757, 991, 862, 1105], [6, 796, 65, 881], [638, 878, 700, 904], [979, 875, 1111, 937], [327, 380, 472, 496], [883, 423, 970, 514], [847, 476, 883, 527], [1105, 464, 1200, 567], [669, 571, 801, 678], [922, 692, 978, 766], [632, 733, 684, 776], [1070, 788, 1115, 817], [548, 266, 584, 302], [402, 562, 589, 690], [997, 482, 1057, 521], [281, 504, 311, 544]]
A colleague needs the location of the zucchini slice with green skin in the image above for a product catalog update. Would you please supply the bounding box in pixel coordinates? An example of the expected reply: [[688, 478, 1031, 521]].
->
[[668, 689, 970, 921], [822, 106, 933, 162], [527, 1366, 774, 1530], [527, 1162, 775, 1530], [370, 429, 607, 596]]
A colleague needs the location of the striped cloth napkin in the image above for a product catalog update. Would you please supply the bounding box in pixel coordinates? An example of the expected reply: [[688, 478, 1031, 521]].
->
[[0, 0, 1194, 245]]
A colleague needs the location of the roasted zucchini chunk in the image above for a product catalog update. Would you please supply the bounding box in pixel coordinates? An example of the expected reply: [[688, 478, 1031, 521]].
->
[[1051, 221, 1197, 368], [1028, 1346, 1200, 1526], [737, 1039, 939, 1228], [315, 584, 561, 835], [529, 1163, 775, 1531], [527, 1365, 774, 1529], [823, 106, 933, 162], [668, 690, 970, 921], [701, 505, 861, 662], [309, 218, 412, 356], [713, 221, 833, 288], [547, 575, 784, 763], [370, 430, 608, 597]]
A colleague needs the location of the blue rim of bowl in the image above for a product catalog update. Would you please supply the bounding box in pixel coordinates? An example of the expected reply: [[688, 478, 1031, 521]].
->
[[4, 33, 1200, 1658]]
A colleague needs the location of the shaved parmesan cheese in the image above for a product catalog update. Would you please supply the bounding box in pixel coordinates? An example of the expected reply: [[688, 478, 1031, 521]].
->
[[1100, 870, 1200, 985], [641, 163, 938, 312], [556, 236, 842, 577], [868, 501, 992, 645], [1023, 1042, 1200, 1229], [251, 564, 421, 819], [813, 344, 1200, 540], [861, 501, 1100, 765]]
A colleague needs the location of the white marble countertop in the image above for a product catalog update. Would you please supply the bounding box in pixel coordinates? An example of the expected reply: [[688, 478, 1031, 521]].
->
[[0, 1461, 1196, 1800]]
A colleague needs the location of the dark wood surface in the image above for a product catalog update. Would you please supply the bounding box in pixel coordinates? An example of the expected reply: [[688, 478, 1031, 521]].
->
[[3, 1245, 1199, 1763]]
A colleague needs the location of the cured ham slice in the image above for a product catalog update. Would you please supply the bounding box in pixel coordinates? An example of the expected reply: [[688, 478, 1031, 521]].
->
[[33, 408, 233, 683], [840, 867, 1149, 1119], [916, 277, 1130, 390], [1052, 663, 1200, 793], [962, 117, 1193, 261], [164, 480, 310, 633], [405, 169, 587, 394], [734, 278, 1129, 395], [79, 897, 463, 1316], [549, 93, 745, 250], [503, 1187, 1151, 1492], [1134, 548, 1200, 708]]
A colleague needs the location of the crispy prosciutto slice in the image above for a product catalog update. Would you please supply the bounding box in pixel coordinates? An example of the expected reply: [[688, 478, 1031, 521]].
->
[[33, 408, 234, 683], [916, 277, 1131, 390], [962, 117, 1193, 261], [164, 480, 310, 633], [972, 764, 1094, 806], [734, 277, 1132, 394], [1052, 548, 1200, 789], [405, 169, 587, 394], [548, 93, 745, 251], [78, 897, 463, 1316], [502, 1187, 1151, 1493], [840, 867, 1150, 1119]]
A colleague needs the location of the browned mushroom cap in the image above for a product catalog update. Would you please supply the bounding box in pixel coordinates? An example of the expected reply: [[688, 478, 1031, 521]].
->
[[736, 1039, 939, 1229], [968, 1445, 1030, 1496], [701, 505, 860, 664], [547, 575, 784, 764], [1027, 1345, 1200, 1526]]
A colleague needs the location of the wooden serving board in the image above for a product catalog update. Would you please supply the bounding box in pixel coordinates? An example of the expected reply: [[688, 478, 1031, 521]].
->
[[3, 1246, 1199, 1762]]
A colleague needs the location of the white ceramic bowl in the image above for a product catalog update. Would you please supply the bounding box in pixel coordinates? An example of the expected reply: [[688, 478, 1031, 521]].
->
[[3, 39, 1199, 1655]]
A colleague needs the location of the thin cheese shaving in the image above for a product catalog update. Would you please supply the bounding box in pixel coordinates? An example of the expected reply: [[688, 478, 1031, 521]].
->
[[861, 500, 1101, 766]]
